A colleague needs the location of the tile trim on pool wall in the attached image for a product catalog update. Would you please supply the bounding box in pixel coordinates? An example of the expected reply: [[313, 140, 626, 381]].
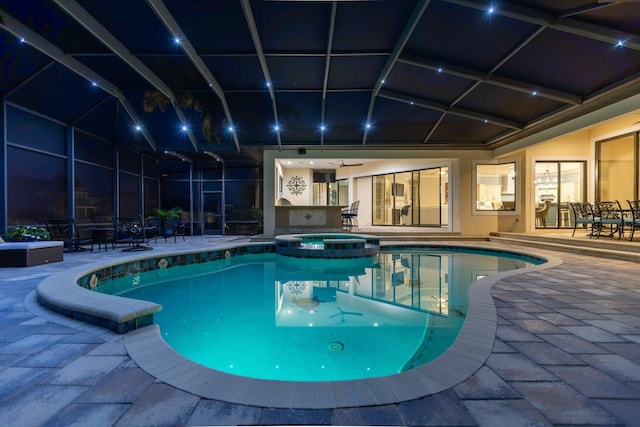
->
[[36, 243, 276, 334]]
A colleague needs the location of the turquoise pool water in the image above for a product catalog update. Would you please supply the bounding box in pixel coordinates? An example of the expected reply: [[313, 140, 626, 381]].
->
[[101, 247, 540, 381]]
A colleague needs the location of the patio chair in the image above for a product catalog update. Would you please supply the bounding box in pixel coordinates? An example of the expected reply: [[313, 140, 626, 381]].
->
[[535, 200, 552, 227], [569, 202, 599, 238], [342, 200, 359, 231], [594, 201, 624, 239], [113, 216, 152, 251], [625, 200, 640, 241], [163, 218, 186, 242], [145, 217, 162, 243], [43, 218, 92, 252]]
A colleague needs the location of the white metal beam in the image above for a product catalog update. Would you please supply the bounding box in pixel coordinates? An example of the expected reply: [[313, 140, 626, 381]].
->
[[146, 0, 241, 153], [362, 0, 432, 145], [240, 0, 282, 149], [0, 10, 157, 152], [53, 0, 199, 151]]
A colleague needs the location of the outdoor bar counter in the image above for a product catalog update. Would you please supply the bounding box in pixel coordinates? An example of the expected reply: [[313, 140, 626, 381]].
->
[[275, 205, 344, 233]]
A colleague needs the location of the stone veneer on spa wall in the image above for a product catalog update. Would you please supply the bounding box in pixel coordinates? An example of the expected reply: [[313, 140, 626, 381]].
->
[[275, 233, 381, 258]]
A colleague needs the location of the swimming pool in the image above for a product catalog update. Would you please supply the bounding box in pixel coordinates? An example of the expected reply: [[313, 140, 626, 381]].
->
[[99, 247, 541, 382], [36, 240, 557, 408]]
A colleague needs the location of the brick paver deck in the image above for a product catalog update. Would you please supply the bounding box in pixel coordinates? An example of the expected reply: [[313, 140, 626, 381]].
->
[[0, 236, 638, 426]]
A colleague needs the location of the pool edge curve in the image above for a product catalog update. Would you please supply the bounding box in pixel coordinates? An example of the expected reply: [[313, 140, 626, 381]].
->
[[36, 241, 562, 409]]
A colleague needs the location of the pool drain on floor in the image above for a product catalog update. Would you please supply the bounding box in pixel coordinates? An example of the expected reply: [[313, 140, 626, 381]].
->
[[329, 341, 344, 352]]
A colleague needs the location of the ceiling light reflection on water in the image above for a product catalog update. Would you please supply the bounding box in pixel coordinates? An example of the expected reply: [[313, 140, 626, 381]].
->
[[104, 248, 539, 381]]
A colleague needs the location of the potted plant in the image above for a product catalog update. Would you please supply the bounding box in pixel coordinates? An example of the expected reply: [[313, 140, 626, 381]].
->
[[153, 207, 183, 238], [155, 207, 183, 220], [5, 225, 51, 242]]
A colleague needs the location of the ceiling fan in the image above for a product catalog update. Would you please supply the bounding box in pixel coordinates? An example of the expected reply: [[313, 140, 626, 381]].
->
[[329, 160, 364, 168]]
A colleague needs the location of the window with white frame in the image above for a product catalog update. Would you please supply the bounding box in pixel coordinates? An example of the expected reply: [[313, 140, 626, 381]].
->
[[475, 162, 516, 211]]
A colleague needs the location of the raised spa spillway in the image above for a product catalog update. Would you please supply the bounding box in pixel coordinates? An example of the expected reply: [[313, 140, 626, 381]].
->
[[275, 233, 380, 258]]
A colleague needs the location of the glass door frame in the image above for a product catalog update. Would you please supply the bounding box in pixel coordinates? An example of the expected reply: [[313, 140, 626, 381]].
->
[[534, 161, 586, 229], [595, 131, 639, 203], [371, 166, 448, 227], [201, 191, 224, 235]]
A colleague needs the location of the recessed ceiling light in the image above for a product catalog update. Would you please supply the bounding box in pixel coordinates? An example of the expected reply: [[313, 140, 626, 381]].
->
[[181, 124, 188, 132], [228, 126, 234, 132], [135, 125, 142, 131], [487, 6, 495, 14], [274, 125, 280, 132], [365, 123, 372, 130], [174, 37, 181, 45]]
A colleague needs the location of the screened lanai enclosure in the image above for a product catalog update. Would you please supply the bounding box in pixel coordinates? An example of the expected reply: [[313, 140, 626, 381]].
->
[[5, 104, 262, 235], [1, 1, 639, 236]]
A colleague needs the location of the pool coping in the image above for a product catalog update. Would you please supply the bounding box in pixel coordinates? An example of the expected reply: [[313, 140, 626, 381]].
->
[[275, 232, 381, 258], [36, 241, 561, 409]]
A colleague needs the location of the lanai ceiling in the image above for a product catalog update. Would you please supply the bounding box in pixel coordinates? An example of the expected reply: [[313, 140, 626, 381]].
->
[[1, 0, 639, 166]]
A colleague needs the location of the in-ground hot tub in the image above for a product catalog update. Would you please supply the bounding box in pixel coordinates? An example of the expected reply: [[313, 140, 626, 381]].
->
[[275, 233, 380, 258]]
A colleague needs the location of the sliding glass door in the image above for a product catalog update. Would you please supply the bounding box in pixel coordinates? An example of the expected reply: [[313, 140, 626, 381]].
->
[[372, 167, 448, 227], [597, 133, 637, 203], [534, 161, 585, 228]]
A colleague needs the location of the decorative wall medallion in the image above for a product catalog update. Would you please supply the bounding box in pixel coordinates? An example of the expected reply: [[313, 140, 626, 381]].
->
[[285, 280, 307, 295], [157, 258, 169, 269], [287, 175, 306, 195]]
